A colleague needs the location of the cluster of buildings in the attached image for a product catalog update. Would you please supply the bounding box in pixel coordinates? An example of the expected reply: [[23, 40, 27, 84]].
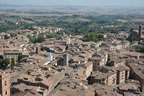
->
[[32, 26, 63, 33], [101, 32, 130, 51], [29, 26, 63, 38], [130, 25, 144, 43], [0, 25, 144, 96]]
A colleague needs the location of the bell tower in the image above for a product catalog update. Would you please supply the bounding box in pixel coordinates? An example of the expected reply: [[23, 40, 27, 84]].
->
[[0, 72, 10, 96]]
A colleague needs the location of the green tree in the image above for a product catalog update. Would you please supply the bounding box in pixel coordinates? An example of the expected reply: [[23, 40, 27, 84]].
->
[[82, 32, 104, 42], [4, 35, 10, 39], [0, 58, 10, 70], [34, 35, 45, 43], [18, 55, 25, 62], [27, 35, 35, 43], [11, 58, 15, 67]]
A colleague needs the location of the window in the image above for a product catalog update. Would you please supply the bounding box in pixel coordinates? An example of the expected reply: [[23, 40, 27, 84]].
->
[[5, 81, 7, 86], [5, 91, 7, 95], [121, 75, 124, 79], [112, 78, 115, 84]]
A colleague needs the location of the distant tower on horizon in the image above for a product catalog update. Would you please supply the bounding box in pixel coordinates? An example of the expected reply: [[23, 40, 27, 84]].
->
[[139, 25, 142, 39], [130, 25, 144, 43], [36, 46, 40, 55], [0, 72, 10, 96], [63, 53, 69, 66]]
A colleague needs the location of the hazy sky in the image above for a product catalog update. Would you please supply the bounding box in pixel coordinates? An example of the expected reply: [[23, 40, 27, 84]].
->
[[0, 0, 144, 7]]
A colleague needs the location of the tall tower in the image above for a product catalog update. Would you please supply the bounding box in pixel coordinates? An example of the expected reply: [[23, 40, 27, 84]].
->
[[0, 72, 10, 96], [63, 53, 69, 66], [139, 25, 142, 40], [67, 38, 71, 45], [48, 52, 53, 61], [36, 46, 40, 55]]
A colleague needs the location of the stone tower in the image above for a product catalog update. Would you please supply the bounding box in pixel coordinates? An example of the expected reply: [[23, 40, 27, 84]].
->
[[139, 25, 142, 39], [63, 53, 69, 66], [0, 72, 10, 96]]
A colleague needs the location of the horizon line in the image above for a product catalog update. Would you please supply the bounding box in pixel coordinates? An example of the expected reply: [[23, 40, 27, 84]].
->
[[0, 3, 144, 9]]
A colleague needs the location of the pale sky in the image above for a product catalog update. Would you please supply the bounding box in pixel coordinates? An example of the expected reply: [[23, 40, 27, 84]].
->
[[0, 0, 144, 8]]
